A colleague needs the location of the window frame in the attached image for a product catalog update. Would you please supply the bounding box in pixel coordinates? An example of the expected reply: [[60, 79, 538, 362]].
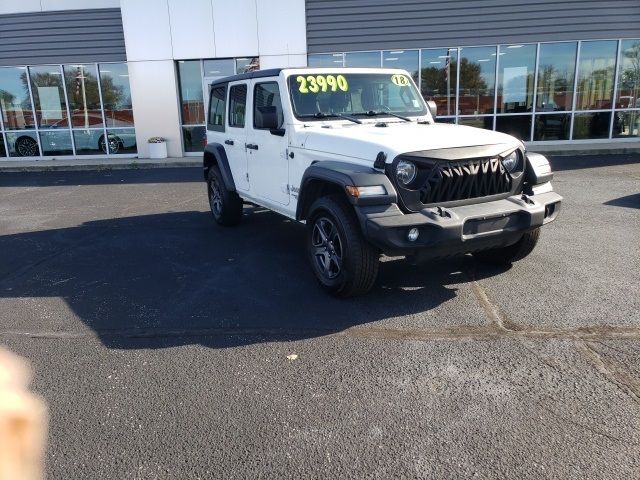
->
[[253, 81, 284, 130], [227, 83, 248, 129], [207, 84, 227, 132]]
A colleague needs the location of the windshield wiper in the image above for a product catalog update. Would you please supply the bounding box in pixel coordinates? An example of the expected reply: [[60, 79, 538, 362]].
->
[[355, 110, 412, 122], [298, 111, 362, 124]]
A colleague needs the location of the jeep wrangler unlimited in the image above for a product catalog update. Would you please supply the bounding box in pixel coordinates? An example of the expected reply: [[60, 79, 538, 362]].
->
[[203, 68, 561, 297]]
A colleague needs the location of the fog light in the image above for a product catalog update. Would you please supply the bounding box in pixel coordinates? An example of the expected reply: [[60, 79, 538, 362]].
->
[[407, 228, 419, 242]]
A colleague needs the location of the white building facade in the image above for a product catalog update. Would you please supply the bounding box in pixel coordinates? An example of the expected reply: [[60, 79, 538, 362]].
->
[[0, 0, 638, 160]]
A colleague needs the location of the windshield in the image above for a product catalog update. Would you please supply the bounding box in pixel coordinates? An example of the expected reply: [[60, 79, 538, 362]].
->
[[287, 72, 428, 120]]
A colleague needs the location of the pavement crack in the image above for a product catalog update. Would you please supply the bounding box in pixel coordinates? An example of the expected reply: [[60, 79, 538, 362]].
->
[[575, 340, 640, 405]]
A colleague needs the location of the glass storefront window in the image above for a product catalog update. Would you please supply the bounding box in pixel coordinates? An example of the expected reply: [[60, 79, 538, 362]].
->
[[182, 126, 206, 152], [0, 66, 35, 130], [236, 57, 259, 74], [345, 51, 380, 67], [107, 128, 137, 154], [0, 134, 5, 157], [459, 46, 496, 115], [497, 44, 536, 114], [495, 115, 532, 141], [5, 131, 39, 157], [72, 129, 108, 155], [534, 114, 570, 140], [573, 112, 612, 139], [421, 48, 458, 117], [39, 130, 73, 155], [203, 59, 235, 78], [177, 60, 205, 125], [576, 41, 617, 110], [63, 64, 103, 128], [458, 116, 493, 130], [308, 53, 344, 67], [616, 39, 640, 109], [537, 42, 577, 112], [29, 65, 69, 129], [382, 50, 418, 82], [100, 63, 134, 127], [614, 110, 640, 137]]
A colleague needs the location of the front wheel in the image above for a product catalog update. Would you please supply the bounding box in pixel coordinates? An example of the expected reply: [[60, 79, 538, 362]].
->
[[474, 228, 541, 265], [307, 195, 379, 297]]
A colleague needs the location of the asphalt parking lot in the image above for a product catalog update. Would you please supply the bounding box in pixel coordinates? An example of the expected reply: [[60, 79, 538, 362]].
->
[[0, 154, 639, 479]]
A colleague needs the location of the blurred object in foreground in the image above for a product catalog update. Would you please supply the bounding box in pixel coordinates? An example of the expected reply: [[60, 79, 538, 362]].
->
[[0, 348, 47, 480]]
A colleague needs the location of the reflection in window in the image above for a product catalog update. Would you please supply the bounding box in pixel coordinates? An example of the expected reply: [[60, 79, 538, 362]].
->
[[573, 112, 612, 139], [39, 130, 73, 155], [177, 60, 204, 125], [64, 64, 103, 128], [382, 50, 419, 82], [495, 115, 531, 141], [29, 65, 68, 128], [5, 131, 39, 157], [497, 44, 535, 113], [421, 48, 458, 116], [107, 128, 137, 154], [458, 116, 493, 130], [345, 52, 380, 67], [73, 129, 107, 155], [537, 42, 577, 112], [236, 57, 259, 74], [616, 39, 640, 109], [459, 46, 496, 115], [576, 41, 617, 110], [182, 126, 206, 153], [0, 134, 5, 157], [614, 111, 640, 137], [100, 63, 134, 127], [0, 67, 35, 130], [203, 59, 235, 78], [308, 53, 344, 67], [534, 114, 570, 140]]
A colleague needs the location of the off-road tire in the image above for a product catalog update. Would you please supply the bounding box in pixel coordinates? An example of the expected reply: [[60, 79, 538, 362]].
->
[[207, 166, 243, 226], [307, 195, 379, 297], [474, 228, 541, 265]]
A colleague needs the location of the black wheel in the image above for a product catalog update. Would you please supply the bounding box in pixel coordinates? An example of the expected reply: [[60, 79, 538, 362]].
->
[[307, 195, 379, 297], [15, 136, 38, 157], [474, 228, 541, 265], [99, 135, 121, 154], [207, 166, 243, 226]]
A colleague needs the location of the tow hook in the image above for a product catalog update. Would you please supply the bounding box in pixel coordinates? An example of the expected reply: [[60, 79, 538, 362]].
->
[[520, 194, 535, 205], [436, 206, 451, 218]]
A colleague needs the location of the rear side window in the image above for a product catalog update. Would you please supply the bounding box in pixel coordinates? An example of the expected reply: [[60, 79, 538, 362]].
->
[[254, 82, 284, 129], [207, 85, 226, 132], [228, 84, 247, 128]]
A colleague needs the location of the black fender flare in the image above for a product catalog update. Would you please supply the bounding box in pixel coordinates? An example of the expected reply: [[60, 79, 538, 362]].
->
[[296, 160, 397, 221], [203, 143, 236, 191]]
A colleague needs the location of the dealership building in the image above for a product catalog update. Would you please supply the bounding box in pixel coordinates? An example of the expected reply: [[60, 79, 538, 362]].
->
[[0, 0, 638, 160]]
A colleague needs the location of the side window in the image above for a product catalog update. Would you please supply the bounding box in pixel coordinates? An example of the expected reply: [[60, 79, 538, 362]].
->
[[228, 84, 247, 128], [253, 82, 284, 129], [207, 85, 226, 132]]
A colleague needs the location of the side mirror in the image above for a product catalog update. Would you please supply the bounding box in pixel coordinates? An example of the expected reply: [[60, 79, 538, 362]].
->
[[426, 100, 437, 119], [270, 128, 286, 137]]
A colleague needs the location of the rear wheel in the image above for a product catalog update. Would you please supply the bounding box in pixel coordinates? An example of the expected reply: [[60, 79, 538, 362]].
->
[[474, 228, 541, 265], [307, 195, 379, 297], [207, 166, 243, 226]]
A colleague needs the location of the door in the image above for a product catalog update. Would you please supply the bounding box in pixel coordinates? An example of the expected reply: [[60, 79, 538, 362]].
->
[[224, 82, 249, 191], [246, 81, 290, 205]]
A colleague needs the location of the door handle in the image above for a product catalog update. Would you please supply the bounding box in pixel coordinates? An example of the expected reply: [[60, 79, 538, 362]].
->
[[224, 139, 234, 145], [245, 143, 259, 150]]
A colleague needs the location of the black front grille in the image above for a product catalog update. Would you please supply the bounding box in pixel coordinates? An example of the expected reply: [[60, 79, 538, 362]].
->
[[418, 157, 512, 204]]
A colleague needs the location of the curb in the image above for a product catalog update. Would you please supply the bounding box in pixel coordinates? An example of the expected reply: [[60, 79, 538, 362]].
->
[[0, 159, 201, 173]]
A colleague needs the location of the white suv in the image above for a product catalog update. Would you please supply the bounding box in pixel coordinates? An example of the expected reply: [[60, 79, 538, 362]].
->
[[203, 68, 561, 297]]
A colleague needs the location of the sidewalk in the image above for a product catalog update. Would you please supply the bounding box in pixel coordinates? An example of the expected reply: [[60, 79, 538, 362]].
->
[[0, 156, 201, 172]]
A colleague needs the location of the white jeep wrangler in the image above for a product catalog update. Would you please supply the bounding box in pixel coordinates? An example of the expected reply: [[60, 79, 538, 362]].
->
[[203, 68, 561, 297]]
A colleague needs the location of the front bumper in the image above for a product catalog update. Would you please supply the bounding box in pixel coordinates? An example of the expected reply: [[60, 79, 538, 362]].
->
[[357, 189, 562, 259]]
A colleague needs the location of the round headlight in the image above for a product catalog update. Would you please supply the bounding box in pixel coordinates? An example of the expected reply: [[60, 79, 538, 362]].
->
[[502, 151, 519, 173], [396, 160, 417, 185]]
